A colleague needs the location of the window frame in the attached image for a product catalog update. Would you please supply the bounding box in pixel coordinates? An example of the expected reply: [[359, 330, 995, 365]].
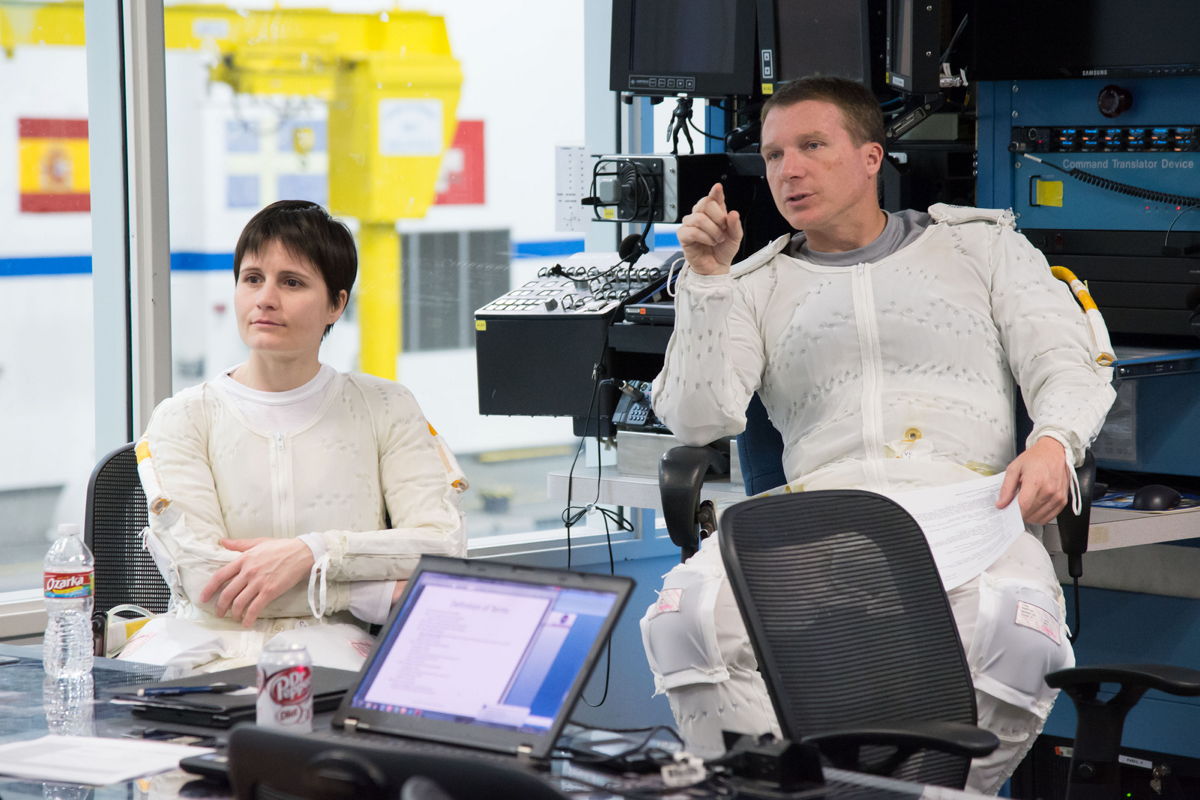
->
[[0, 0, 172, 641]]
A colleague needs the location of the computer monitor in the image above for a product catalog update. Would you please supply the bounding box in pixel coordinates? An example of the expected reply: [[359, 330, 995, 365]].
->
[[772, 0, 876, 86], [972, 0, 1200, 81], [609, 0, 758, 97], [885, 0, 943, 94]]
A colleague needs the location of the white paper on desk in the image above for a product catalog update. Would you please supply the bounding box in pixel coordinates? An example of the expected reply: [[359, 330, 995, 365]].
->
[[884, 472, 1024, 591], [0, 735, 213, 785]]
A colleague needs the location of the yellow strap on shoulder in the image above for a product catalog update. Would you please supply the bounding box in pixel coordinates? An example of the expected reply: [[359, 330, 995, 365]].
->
[[1050, 266, 1115, 367], [1050, 266, 1099, 312]]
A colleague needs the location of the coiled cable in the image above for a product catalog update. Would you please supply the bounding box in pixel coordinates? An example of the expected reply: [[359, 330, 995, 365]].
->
[[1022, 153, 1200, 208]]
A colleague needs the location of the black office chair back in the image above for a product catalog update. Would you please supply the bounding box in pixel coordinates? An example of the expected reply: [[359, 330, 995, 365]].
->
[[84, 443, 170, 616], [720, 490, 978, 788], [229, 725, 570, 800]]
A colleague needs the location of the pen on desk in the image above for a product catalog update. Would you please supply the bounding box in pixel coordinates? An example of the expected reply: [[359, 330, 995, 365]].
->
[[135, 682, 245, 697]]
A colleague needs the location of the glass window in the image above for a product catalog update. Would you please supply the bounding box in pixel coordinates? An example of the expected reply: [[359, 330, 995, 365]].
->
[[158, 1, 589, 541], [398, 0, 589, 539], [0, 3, 96, 593]]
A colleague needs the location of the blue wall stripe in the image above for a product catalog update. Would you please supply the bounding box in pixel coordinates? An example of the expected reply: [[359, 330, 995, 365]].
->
[[0, 235, 680, 276], [0, 252, 231, 277], [0, 255, 92, 277], [172, 252, 233, 272], [511, 230, 679, 259], [511, 239, 585, 258]]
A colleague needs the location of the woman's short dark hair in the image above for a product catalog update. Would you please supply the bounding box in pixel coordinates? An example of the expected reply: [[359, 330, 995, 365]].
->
[[234, 200, 357, 334], [761, 76, 886, 150]]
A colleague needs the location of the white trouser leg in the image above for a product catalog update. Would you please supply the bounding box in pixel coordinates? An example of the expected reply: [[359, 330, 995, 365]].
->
[[662, 670, 780, 760], [640, 536, 779, 758], [954, 532, 1074, 794], [966, 691, 1049, 795]]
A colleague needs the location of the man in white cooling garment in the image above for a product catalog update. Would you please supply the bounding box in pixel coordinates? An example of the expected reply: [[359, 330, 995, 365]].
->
[[641, 76, 1115, 794]]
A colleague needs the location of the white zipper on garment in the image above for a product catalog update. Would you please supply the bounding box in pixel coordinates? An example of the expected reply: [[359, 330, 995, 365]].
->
[[270, 432, 295, 538], [851, 263, 888, 489]]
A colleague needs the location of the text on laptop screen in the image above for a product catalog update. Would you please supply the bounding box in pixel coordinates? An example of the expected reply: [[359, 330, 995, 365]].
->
[[350, 571, 618, 733]]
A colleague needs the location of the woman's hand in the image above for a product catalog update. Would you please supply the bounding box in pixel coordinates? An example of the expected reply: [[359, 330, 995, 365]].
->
[[200, 538, 315, 627]]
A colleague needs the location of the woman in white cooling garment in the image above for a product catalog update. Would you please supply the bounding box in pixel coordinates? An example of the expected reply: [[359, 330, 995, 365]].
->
[[120, 200, 468, 674]]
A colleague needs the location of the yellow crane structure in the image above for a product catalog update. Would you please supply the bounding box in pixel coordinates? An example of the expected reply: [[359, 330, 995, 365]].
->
[[1, 1, 463, 378]]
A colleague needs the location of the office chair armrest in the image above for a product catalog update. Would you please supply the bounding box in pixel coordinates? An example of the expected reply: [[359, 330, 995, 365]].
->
[[803, 720, 999, 761], [659, 445, 729, 560], [1046, 662, 1200, 797], [1054, 450, 1095, 579], [1046, 663, 1200, 696]]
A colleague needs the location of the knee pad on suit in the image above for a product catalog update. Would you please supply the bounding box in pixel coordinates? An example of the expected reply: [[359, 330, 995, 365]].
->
[[640, 542, 746, 691], [968, 573, 1074, 718]]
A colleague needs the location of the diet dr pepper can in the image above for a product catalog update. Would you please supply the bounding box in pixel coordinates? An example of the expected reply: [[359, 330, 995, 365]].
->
[[257, 639, 313, 731]]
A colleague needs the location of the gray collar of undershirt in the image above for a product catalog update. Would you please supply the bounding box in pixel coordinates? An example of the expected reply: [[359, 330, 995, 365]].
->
[[785, 209, 933, 266]]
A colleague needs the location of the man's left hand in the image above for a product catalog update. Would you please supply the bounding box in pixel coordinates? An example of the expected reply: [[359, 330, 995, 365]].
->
[[997, 437, 1070, 524], [200, 538, 315, 627]]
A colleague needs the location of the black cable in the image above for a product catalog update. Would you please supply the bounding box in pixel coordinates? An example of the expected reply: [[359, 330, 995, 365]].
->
[[581, 637, 613, 708], [1163, 205, 1200, 253], [579, 439, 616, 709], [588, 160, 659, 264], [1022, 153, 1200, 208], [686, 116, 724, 141], [562, 331, 610, 569], [560, 329, 630, 711], [555, 724, 736, 799], [562, 725, 684, 763], [568, 720, 679, 734], [631, 170, 657, 261], [1068, 577, 1081, 644], [574, 504, 631, 710], [938, 14, 969, 65]]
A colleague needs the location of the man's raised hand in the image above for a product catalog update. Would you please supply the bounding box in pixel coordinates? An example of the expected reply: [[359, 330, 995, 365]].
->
[[677, 182, 743, 275]]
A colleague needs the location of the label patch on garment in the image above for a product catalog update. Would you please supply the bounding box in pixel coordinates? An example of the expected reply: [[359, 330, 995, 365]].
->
[[1014, 600, 1061, 645], [653, 588, 683, 616]]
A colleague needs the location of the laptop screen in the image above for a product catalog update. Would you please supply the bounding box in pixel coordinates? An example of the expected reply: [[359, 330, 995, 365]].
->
[[339, 557, 631, 757]]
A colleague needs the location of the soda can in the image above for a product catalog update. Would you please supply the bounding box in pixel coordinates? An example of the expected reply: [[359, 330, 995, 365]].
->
[[256, 639, 313, 731]]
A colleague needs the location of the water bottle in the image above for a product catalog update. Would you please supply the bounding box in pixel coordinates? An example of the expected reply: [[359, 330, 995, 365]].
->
[[43, 674, 95, 736], [43, 523, 94, 678]]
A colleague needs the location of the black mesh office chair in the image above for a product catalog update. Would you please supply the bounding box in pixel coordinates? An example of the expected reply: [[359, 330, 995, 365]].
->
[[84, 443, 170, 653], [228, 726, 570, 800], [719, 490, 998, 789]]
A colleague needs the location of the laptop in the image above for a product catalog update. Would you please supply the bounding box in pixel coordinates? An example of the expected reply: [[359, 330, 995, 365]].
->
[[203, 557, 632, 787], [323, 555, 633, 761]]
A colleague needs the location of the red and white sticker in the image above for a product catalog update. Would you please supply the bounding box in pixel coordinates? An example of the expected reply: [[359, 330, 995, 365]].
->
[[1014, 600, 1061, 645], [653, 588, 683, 615]]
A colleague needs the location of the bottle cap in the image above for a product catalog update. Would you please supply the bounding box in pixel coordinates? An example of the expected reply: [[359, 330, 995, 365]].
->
[[57, 523, 82, 537]]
